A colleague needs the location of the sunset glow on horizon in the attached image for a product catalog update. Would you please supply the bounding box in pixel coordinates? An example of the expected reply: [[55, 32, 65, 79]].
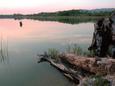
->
[[0, 0, 115, 14]]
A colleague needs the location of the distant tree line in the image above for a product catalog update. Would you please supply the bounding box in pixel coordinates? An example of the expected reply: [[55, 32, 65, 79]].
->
[[27, 9, 115, 17], [0, 9, 115, 19]]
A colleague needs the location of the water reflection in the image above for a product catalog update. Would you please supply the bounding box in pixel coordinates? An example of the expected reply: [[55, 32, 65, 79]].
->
[[0, 34, 9, 63], [27, 17, 98, 24], [0, 19, 94, 86], [34, 17, 98, 24]]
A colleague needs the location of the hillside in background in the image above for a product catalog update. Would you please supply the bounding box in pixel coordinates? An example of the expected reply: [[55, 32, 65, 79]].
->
[[0, 8, 115, 24], [27, 8, 115, 17], [0, 8, 115, 18]]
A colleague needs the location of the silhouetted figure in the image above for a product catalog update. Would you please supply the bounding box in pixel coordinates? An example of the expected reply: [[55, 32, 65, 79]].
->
[[19, 21, 23, 27], [88, 13, 115, 58]]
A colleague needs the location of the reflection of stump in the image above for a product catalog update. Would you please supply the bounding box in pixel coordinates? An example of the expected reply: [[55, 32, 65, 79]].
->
[[89, 13, 115, 58]]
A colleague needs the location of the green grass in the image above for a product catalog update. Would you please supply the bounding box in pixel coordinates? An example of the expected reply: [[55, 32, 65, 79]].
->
[[83, 50, 95, 57], [44, 44, 95, 61], [66, 44, 83, 56], [83, 75, 110, 86], [66, 44, 95, 57], [46, 48, 60, 62]]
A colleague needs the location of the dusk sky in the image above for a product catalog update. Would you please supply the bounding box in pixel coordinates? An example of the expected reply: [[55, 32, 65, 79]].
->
[[0, 0, 115, 14]]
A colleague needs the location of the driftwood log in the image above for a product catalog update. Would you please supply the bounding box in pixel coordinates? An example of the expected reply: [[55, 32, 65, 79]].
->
[[38, 53, 115, 85], [60, 54, 115, 75], [38, 54, 82, 84]]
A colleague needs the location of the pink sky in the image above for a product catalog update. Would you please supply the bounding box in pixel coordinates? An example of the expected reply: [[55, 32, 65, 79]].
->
[[0, 0, 115, 14]]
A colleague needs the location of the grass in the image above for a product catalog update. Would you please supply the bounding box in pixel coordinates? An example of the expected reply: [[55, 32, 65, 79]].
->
[[43, 44, 95, 62], [46, 48, 60, 62], [83, 50, 95, 57], [66, 44, 95, 57], [83, 75, 110, 86], [66, 44, 83, 56]]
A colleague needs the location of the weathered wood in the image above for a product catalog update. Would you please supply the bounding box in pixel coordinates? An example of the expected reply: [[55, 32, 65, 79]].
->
[[59, 54, 115, 75], [38, 53, 115, 85], [38, 54, 81, 84]]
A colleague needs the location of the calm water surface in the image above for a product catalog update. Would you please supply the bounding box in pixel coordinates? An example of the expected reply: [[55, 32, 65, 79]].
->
[[0, 19, 94, 86]]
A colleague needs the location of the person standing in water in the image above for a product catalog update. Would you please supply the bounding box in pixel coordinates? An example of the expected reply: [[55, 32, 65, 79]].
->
[[19, 21, 23, 27]]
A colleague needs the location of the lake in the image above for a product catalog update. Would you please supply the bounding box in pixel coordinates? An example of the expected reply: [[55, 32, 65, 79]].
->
[[0, 19, 94, 86]]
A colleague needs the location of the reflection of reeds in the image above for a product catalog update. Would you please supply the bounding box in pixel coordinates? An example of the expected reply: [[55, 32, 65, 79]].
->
[[0, 34, 9, 63], [6, 37, 9, 60]]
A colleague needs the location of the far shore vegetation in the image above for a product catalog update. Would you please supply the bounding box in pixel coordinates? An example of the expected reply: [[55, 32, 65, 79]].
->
[[0, 9, 115, 24]]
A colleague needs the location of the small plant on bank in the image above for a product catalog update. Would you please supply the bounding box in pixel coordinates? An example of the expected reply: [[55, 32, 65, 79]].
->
[[83, 50, 95, 57], [47, 48, 60, 62], [66, 44, 96, 56], [66, 44, 83, 56], [83, 75, 111, 86], [44, 44, 96, 62]]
